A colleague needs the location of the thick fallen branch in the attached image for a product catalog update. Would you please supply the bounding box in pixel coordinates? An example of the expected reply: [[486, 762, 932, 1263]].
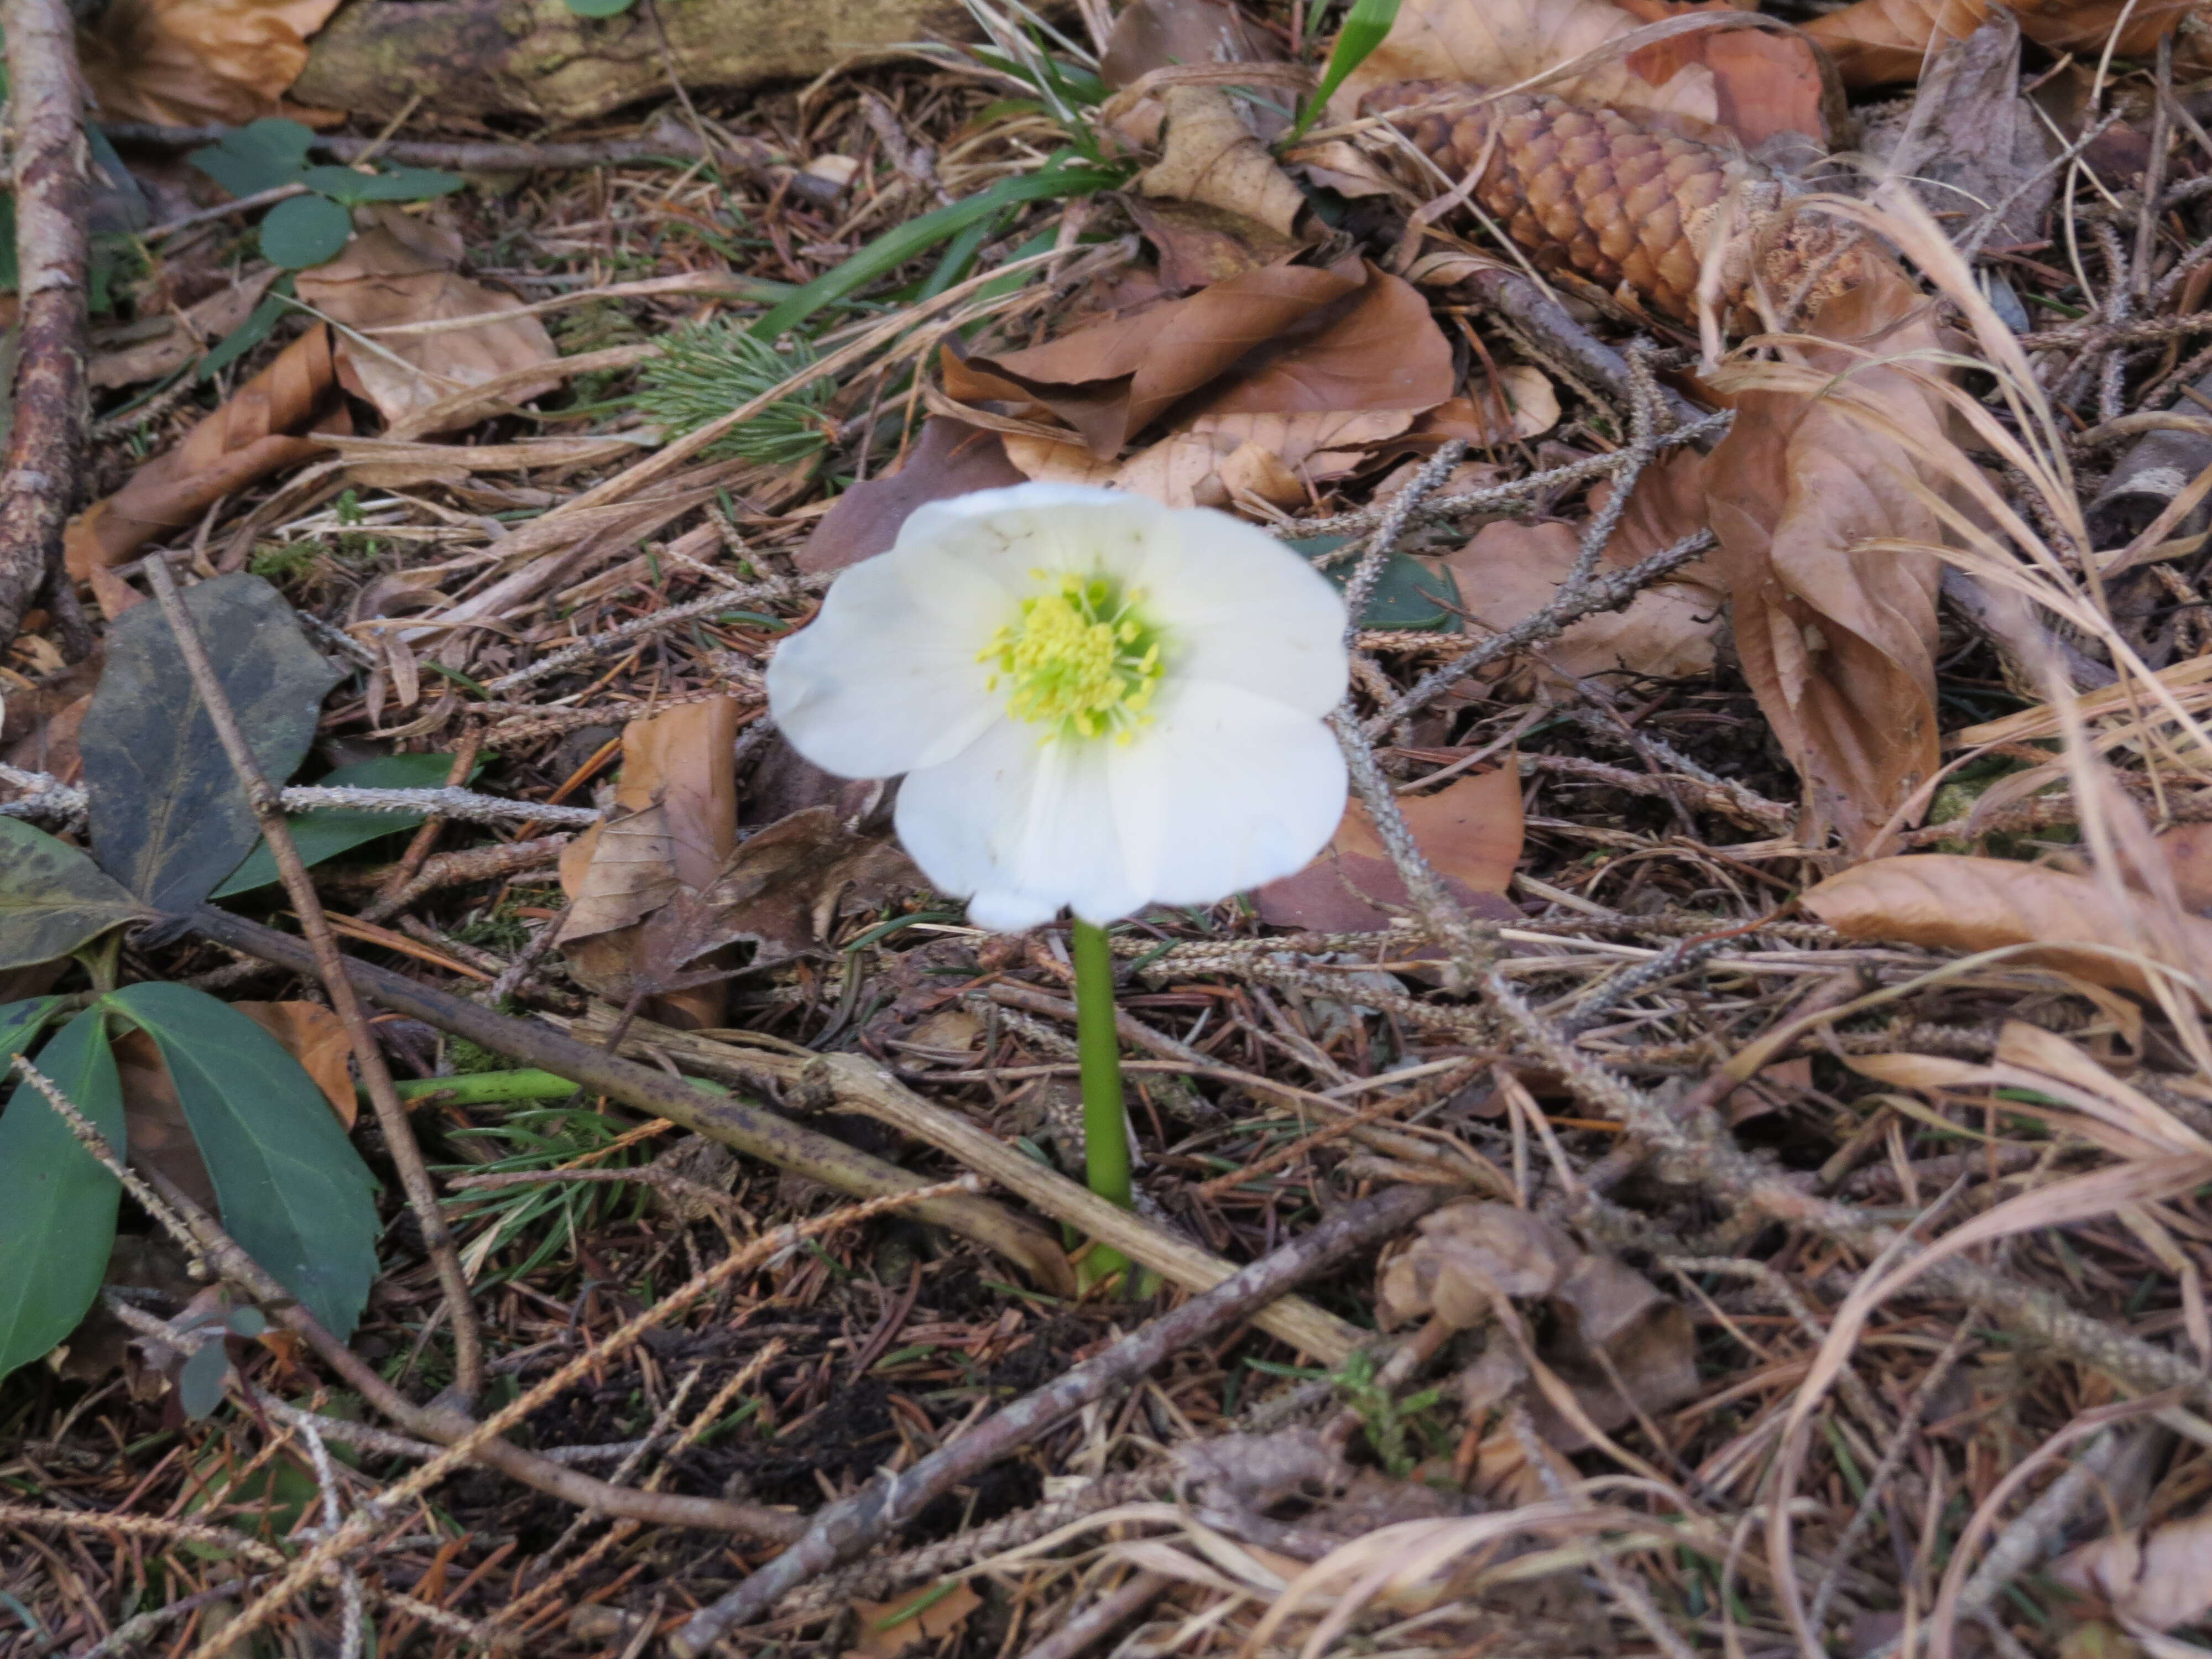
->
[[668, 1182, 1449, 1655], [0, 0, 91, 658], [185, 906, 1074, 1292]]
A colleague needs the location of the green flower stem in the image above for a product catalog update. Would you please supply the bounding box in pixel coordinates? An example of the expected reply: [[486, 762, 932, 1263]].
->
[[1070, 919, 1139, 1288]]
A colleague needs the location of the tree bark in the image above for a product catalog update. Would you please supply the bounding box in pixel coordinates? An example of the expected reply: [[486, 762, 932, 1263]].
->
[[0, 0, 91, 660]]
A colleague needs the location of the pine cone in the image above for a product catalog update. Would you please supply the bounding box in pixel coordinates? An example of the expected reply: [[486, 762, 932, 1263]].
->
[[1361, 82, 1865, 331]]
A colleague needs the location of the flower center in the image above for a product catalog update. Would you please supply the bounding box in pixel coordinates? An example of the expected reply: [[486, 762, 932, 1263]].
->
[[981, 571, 1166, 744]]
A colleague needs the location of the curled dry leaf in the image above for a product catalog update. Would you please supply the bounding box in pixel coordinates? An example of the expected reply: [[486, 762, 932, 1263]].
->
[[1334, 0, 1718, 124], [1379, 1202, 1579, 1328], [1255, 767, 1524, 932], [2052, 1510, 2212, 1633], [67, 324, 341, 577], [82, 0, 343, 126], [945, 259, 1452, 459], [691, 805, 918, 968], [1138, 84, 1308, 239], [1439, 518, 1722, 686], [1704, 274, 1952, 851], [1123, 195, 1306, 293], [91, 269, 279, 391], [798, 418, 1026, 576], [1100, 0, 1285, 91], [1613, 0, 1841, 150], [1806, 0, 2201, 89], [234, 1001, 354, 1128], [294, 212, 561, 434], [1009, 408, 1418, 509], [1802, 854, 2212, 998]]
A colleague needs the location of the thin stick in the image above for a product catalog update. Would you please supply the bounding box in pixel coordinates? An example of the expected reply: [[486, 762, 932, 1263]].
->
[[143, 559, 488, 1404], [0, 0, 91, 658], [668, 1182, 1449, 1653]]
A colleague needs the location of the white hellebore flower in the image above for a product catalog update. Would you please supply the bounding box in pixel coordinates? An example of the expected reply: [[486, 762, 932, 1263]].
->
[[766, 483, 1350, 932]]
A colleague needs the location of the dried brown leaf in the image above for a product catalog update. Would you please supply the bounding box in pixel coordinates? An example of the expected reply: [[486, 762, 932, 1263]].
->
[[1122, 195, 1305, 293], [797, 418, 1026, 576], [1703, 275, 1949, 849], [1868, 14, 2057, 251], [1255, 768, 1525, 932], [848, 1580, 982, 1659], [234, 1001, 356, 1129], [91, 269, 279, 390], [294, 213, 560, 434], [1379, 1202, 1578, 1328], [691, 805, 917, 968], [2053, 1511, 2212, 1632], [113, 1028, 217, 1216], [82, 0, 342, 126], [1333, 0, 1719, 127], [1138, 84, 1308, 238], [1802, 854, 2212, 997], [1614, 0, 1840, 149], [1439, 519, 1721, 686], [1806, 0, 2199, 89], [67, 324, 341, 577], [1101, 0, 1285, 89]]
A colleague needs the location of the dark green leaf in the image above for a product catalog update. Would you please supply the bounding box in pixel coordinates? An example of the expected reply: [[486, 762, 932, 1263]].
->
[[562, 0, 638, 15], [0, 997, 66, 1059], [260, 195, 354, 270], [0, 820, 153, 969], [80, 573, 342, 914], [1288, 0, 1402, 145], [1289, 535, 1460, 631], [190, 119, 316, 199], [227, 1307, 267, 1337], [748, 154, 1125, 342], [214, 752, 465, 898], [179, 1340, 229, 1419], [104, 983, 377, 1339], [0, 1010, 126, 1383], [198, 276, 294, 382], [300, 165, 465, 206]]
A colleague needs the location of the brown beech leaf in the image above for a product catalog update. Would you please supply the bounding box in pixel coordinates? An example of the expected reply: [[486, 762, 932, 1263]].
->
[[235, 1001, 355, 1128], [1138, 84, 1308, 238], [67, 324, 341, 577], [797, 418, 1026, 576], [1334, 0, 1720, 127], [1703, 273, 1950, 850], [294, 212, 560, 434], [113, 1028, 217, 1215], [2053, 1511, 2212, 1632], [82, 0, 342, 126], [691, 805, 919, 968], [946, 260, 1451, 458], [1418, 367, 1561, 447], [557, 698, 743, 1026], [91, 269, 279, 390], [1123, 195, 1306, 293], [848, 1580, 983, 1659], [1807, 0, 2200, 88], [1614, 0, 1840, 149], [1870, 14, 2057, 252], [1101, 0, 1286, 88], [1013, 408, 1418, 508], [1379, 1202, 1578, 1328], [1255, 768, 1524, 931], [1801, 854, 2212, 998], [1439, 519, 1721, 686]]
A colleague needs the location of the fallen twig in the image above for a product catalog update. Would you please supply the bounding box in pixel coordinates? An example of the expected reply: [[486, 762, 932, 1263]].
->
[[0, 0, 92, 659], [668, 1182, 1449, 1653]]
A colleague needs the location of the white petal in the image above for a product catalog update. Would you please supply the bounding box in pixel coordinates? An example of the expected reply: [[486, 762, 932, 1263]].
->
[[896, 718, 1146, 931], [1130, 509, 1348, 716], [766, 541, 1008, 779], [900, 482, 1172, 591], [1109, 680, 1347, 909]]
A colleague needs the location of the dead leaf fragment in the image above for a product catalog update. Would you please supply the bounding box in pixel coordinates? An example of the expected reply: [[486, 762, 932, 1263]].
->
[[1255, 768, 1524, 932], [92, 269, 279, 390], [692, 805, 919, 967], [67, 324, 341, 577], [113, 1029, 217, 1216], [1806, 0, 2200, 89], [236, 1001, 356, 1128], [2053, 1510, 2212, 1632], [798, 418, 1026, 576], [295, 213, 560, 434], [1802, 854, 2212, 998], [1101, 0, 1286, 89], [1379, 1202, 1578, 1328], [847, 1580, 982, 1659], [83, 0, 343, 126], [1138, 84, 1307, 238]]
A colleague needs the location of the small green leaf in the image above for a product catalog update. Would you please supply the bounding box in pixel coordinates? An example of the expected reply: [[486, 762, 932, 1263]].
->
[[103, 983, 378, 1339], [259, 195, 354, 270], [179, 1340, 229, 1419], [80, 573, 342, 915], [562, 0, 638, 15], [199, 276, 294, 382], [300, 165, 465, 206], [0, 820, 152, 969], [1288, 536, 1460, 630], [0, 1010, 126, 1384], [190, 118, 316, 199], [1288, 0, 1402, 146], [214, 752, 465, 899]]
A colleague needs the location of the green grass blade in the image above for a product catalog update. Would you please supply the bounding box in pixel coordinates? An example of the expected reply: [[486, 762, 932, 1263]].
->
[[1287, 0, 1404, 146]]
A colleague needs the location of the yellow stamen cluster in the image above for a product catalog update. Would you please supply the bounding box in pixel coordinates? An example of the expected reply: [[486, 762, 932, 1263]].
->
[[982, 571, 1166, 744]]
